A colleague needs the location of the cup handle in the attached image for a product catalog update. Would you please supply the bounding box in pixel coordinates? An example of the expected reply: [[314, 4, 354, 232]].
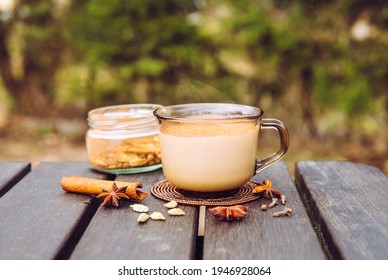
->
[[255, 118, 289, 174]]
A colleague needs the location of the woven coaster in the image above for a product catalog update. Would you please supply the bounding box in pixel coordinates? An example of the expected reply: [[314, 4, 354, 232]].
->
[[151, 180, 260, 206]]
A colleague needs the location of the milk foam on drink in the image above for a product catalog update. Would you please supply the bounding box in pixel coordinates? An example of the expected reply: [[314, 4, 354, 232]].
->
[[159, 122, 259, 192]]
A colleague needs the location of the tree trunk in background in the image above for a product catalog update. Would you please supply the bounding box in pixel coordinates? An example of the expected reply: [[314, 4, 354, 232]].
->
[[250, 79, 263, 107], [300, 67, 318, 138], [0, 0, 66, 118], [0, 21, 17, 98]]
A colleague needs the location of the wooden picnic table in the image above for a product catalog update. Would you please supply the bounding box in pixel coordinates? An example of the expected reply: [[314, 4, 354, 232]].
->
[[0, 160, 387, 260]]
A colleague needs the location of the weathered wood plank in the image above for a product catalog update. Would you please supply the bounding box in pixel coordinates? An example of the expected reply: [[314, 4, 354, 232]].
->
[[0, 162, 108, 259], [203, 161, 325, 260], [295, 161, 388, 259], [0, 162, 31, 198], [70, 169, 198, 260]]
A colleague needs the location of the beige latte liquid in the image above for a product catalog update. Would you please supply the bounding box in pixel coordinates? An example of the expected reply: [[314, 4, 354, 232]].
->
[[159, 122, 259, 192]]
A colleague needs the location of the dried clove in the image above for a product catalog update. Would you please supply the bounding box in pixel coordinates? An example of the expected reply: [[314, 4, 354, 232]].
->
[[268, 197, 278, 208], [280, 195, 286, 205], [272, 207, 292, 217]]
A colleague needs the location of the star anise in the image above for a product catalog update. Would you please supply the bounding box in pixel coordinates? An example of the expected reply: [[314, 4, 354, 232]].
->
[[209, 205, 248, 222], [96, 182, 129, 207], [252, 179, 282, 198]]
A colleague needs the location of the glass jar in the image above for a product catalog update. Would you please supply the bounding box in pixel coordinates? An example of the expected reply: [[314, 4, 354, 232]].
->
[[86, 104, 163, 174]]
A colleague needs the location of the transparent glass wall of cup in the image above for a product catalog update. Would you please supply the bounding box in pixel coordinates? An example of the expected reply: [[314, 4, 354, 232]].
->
[[86, 104, 163, 174], [153, 103, 289, 192]]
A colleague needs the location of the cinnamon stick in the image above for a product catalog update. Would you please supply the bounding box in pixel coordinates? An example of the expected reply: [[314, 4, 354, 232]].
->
[[61, 176, 147, 201]]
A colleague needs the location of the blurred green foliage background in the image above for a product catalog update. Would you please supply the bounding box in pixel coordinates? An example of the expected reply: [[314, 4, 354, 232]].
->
[[0, 0, 387, 173]]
